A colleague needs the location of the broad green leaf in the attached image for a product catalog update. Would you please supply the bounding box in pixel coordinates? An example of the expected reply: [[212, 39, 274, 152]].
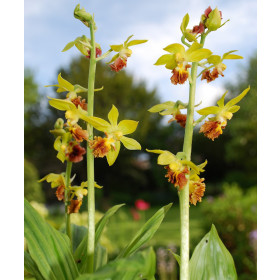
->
[[108, 105, 119, 126], [190, 224, 237, 280], [107, 141, 120, 166], [196, 106, 220, 116], [223, 54, 243, 60], [117, 204, 172, 259], [188, 49, 212, 62], [207, 55, 222, 65], [120, 136, 141, 150], [76, 247, 156, 280], [217, 91, 228, 107], [148, 101, 175, 113], [24, 251, 45, 280], [24, 199, 79, 280], [60, 224, 87, 252], [62, 41, 75, 52], [154, 54, 174, 66], [163, 43, 185, 54], [74, 204, 125, 273], [117, 120, 139, 135], [158, 151, 177, 165], [110, 44, 123, 52], [180, 13, 190, 33], [225, 86, 250, 108], [93, 244, 108, 272], [127, 39, 148, 47]]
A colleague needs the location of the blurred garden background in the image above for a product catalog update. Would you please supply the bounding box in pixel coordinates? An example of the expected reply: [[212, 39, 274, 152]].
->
[[24, 0, 257, 279]]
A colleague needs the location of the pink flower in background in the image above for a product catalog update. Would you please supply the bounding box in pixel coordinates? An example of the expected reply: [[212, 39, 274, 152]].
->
[[130, 207, 141, 221], [135, 199, 150, 211]]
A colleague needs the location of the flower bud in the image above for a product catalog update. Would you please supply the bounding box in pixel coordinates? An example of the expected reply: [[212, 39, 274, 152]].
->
[[184, 29, 197, 42], [54, 118, 64, 129], [205, 7, 222, 31], [74, 4, 92, 27]]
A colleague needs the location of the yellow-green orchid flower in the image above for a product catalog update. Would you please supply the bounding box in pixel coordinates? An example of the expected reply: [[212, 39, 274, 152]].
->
[[147, 149, 206, 190], [109, 35, 148, 72], [45, 73, 88, 99], [87, 105, 141, 166], [197, 86, 250, 140], [62, 35, 102, 59], [39, 173, 66, 188], [154, 42, 212, 85], [201, 50, 243, 82], [48, 97, 89, 126]]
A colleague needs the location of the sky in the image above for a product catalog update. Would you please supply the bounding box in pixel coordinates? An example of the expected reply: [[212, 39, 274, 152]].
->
[[24, 0, 257, 108]]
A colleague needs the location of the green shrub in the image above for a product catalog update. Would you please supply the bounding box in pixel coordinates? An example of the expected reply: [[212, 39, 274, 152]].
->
[[201, 183, 257, 280], [24, 158, 45, 203]]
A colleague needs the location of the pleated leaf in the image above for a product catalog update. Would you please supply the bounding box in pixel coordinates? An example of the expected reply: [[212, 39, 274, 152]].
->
[[74, 204, 125, 273], [190, 224, 237, 280], [24, 251, 45, 280], [76, 247, 156, 280], [24, 199, 79, 280], [117, 203, 172, 259]]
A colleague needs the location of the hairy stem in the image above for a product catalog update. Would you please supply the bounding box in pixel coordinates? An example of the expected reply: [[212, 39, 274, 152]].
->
[[64, 160, 73, 244], [86, 20, 97, 273], [179, 35, 206, 280]]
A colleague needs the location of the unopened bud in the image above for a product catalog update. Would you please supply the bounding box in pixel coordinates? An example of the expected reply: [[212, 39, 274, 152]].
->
[[205, 8, 222, 31], [54, 118, 64, 129], [74, 4, 92, 27], [184, 29, 197, 42]]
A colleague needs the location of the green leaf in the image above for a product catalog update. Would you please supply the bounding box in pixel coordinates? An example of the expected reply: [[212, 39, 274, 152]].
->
[[225, 86, 250, 108], [180, 13, 190, 33], [62, 41, 75, 52], [24, 199, 79, 280], [24, 251, 45, 280], [76, 247, 156, 280], [190, 224, 237, 280], [117, 203, 172, 259], [60, 224, 87, 252], [168, 249, 181, 266], [74, 204, 125, 273], [93, 243, 108, 272], [196, 106, 220, 116], [127, 39, 148, 47]]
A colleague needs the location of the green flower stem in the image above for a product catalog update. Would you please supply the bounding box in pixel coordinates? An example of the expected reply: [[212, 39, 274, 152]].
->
[[179, 34, 206, 280], [86, 20, 97, 273], [64, 160, 73, 243]]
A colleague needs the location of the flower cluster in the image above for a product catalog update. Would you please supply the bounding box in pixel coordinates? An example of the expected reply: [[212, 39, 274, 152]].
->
[[147, 149, 207, 205], [154, 42, 212, 85], [197, 87, 250, 141], [109, 35, 147, 72]]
